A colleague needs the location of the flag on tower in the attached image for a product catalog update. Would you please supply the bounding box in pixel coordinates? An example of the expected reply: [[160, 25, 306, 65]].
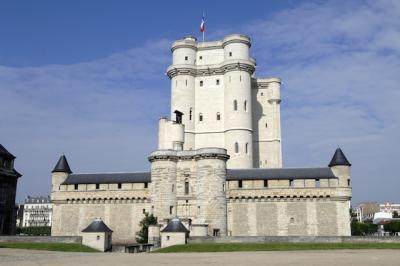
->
[[200, 15, 205, 32]]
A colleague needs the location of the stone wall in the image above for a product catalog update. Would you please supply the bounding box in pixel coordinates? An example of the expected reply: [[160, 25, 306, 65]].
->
[[51, 202, 150, 244], [189, 235, 400, 244], [0, 235, 81, 243], [227, 199, 351, 236]]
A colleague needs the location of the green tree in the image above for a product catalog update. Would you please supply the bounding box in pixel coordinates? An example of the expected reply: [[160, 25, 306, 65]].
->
[[135, 213, 158, 244], [384, 221, 400, 234], [393, 211, 399, 218], [351, 220, 377, 236]]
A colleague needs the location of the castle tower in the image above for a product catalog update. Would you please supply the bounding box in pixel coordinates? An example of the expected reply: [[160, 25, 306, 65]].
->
[[252, 78, 282, 168], [149, 150, 178, 222], [167, 34, 258, 168], [169, 36, 197, 150], [51, 154, 72, 192], [195, 148, 229, 236]]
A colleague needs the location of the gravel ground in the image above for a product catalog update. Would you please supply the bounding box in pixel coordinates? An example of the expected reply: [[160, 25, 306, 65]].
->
[[1, 248, 400, 266]]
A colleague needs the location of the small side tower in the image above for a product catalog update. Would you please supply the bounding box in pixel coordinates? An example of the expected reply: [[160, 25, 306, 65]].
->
[[51, 154, 72, 192], [329, 148, 351, 187]]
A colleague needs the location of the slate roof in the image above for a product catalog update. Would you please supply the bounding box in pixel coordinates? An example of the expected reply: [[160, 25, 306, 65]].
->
[[62, 172, 151, 185], [226, 167, 336, 181], [0, 144, 16, 159], [52, 154, 72, 174], [161, 218, 189, 233], [329, 148, 351, 167], [82, 218, 113, 233]]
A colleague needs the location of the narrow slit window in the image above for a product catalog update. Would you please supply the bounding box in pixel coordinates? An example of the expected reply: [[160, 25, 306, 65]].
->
[[200, 80, 203, 87], [238, 180, 243, 188], [144, 182, 148, 188], [199, 113, 203, 122], [185, 79, 188, 86], [169, 206, 174, 215], [216, 79, 220, 85], [244, 100, 247, 111], [118, 183, 122, 189], [185, 56, 188, 61], [245, 143, 249, 154], [240, 75, 242, 82], [289, 179, 294, 188], [184, 179, 189, 195], [189, 108, 192, 120], [216, 112, 221, 120], [233, 100, 238, 111], [229, 52, 232, 57], [235, 142, 239, 153], [347, 179, 351, 186], [264, 180, 268, 188], [74, 184, 78, 190]]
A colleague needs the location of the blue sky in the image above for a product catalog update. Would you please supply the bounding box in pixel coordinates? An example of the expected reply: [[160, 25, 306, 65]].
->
[[1, 0, 399, 205]]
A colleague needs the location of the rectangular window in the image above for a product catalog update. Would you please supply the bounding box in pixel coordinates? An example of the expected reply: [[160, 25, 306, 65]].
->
[[199, 56, 202, 60], [347, 179, 351, 186], [216, 79, 220, 85], [144, 182, 148, 188], [213, 229, 220, 237], [95, 184, 100, 190], [118, 183, 122, 189], [185, 181, 189, 195], [74, 184, 78, 190], [229, 52, 232, 57], [143, 209, 146, 214], [264, 180, 268, 188], [289, 179, 294, 187], [169, 206, 174, 215], [200, 80, 203, 87], [238, 180, 243, 188], [316, 179, 320, 188], [185, 56, 188, 61]]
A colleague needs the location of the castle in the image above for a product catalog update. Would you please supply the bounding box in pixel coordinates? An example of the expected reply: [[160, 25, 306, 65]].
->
[[51, 34, 352, 244]]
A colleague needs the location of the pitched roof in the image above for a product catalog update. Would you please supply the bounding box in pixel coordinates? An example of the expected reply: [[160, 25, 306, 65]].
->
[[62, 172, 150, 185], [52, 154, 72, 174], [161, 218, 189, 233], [226, 167, 336, 181], [0, 144, 16, 159], [328, 148, 351, 167], [82, 218, 113, 233]]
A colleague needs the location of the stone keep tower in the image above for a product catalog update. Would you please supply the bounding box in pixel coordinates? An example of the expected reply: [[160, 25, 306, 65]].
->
[[167, 34, 282, 169]]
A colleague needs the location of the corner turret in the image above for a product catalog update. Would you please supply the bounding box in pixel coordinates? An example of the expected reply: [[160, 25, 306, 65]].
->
[[51, 154, 72, 192], [329, 148, 351, 187]]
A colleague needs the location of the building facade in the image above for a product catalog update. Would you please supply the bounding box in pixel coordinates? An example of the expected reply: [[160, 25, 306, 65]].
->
[[22, 196, 52, 227], [0, 144, 21, 235], [51, 34, 352, 244]]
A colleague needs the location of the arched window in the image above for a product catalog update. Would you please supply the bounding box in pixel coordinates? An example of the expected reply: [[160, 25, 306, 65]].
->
[[199, 113, 203, 122], [216, 112, 221, 120], [244, 100, 247, 111], [235, 142, 239, 153], [245, 143, 249, 154], [189, 108, 192, 120], [184, 179, 189, 195], [233, 100, 238, 111]]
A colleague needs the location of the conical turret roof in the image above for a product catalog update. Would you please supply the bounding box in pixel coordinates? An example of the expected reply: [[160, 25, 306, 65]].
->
[[52, 154, 72, 173], [161, 217, 189, 233], [329, 148, 351, 167], [82, 218, 113, 233]]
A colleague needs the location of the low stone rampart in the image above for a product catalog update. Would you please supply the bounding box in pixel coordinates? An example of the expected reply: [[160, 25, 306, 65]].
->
[[189, 236, 400, 244], [0, 235, 82, 243]]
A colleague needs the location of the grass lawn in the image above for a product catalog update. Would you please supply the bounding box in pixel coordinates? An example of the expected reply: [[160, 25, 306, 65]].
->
[[156, 242, 400, 253], [0, 242, 98, 252]]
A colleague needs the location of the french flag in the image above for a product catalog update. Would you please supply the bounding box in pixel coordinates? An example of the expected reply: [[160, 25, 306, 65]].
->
[[200, 15, 205, 32]]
